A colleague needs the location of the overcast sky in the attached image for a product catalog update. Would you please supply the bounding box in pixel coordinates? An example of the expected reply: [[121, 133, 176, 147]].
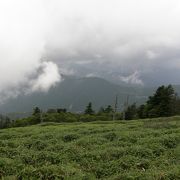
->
[[0, 0, 180, 101]]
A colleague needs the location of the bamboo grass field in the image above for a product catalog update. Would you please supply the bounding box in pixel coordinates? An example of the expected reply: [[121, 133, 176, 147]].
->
[[0, 117, 179, 179]]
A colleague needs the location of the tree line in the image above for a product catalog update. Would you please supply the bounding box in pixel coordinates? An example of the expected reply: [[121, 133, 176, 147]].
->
[[82, 85, 180, 120], [124, 85, 180, 120], [1, 85, 180, 128]]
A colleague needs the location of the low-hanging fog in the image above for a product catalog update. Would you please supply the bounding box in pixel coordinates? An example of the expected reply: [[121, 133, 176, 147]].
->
[[0, 0, 180, 102]]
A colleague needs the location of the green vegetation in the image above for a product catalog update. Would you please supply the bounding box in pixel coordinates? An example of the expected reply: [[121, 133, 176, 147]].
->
[[0, 115, 10, 129], [124, 85, 180, 120], [2, 85, 180, 129], [0, 85, 180, 179], [0, 103, 115, 128], [10, 112, 112, 128], [84, 102, 95, 115], [0, 117, 179, 179]]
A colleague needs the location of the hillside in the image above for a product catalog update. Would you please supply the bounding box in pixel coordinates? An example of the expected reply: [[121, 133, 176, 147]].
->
[[1, 76, 180, 114], [0, 117, 179, 179], [0, 77, 147, 113]]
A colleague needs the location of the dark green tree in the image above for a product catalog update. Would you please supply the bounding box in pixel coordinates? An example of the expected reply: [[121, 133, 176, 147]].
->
[[137, 104, 146, 119], [125, 103, 137, 120], [47, 109, 57, 113], [32, 107, 41, 123], [98, 105, 113, 115], [146, 85, 176, 118], [173, 95, 180, 115], [0, 114, 11, 129], [33, 107, 41, 115], [104, 105, 113, 113], [84, 102, 94, 115], [57, 108, 67, 113]]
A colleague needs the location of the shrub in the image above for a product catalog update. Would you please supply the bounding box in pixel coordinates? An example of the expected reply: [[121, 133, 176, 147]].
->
[[103, 132, 117, 141], [62, 134, 79, 142]]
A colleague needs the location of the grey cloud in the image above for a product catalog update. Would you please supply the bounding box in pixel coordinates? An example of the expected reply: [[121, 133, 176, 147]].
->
[[0, 0, 180, 102]]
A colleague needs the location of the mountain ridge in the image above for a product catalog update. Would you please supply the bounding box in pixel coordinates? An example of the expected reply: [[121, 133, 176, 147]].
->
[[1, 76, 180, 115]]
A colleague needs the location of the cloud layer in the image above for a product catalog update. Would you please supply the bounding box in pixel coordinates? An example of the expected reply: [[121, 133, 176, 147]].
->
[[0, 0, 61, 102], [0, 0, 180, 102], [45, 0, 180, 85]]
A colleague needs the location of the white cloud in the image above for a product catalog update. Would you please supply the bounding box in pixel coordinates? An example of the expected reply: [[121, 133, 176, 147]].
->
[[29, 61, 61, 93], [119, 71, 144, 86], [0, 0, 180, 101], [0, 0, 62, 101]]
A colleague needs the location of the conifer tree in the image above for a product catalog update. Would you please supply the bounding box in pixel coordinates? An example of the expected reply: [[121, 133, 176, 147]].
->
[[84, 102, 94, 115]]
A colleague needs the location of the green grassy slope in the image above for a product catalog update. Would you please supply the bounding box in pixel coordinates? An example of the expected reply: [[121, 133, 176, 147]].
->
[[0, 117, 180, 179]]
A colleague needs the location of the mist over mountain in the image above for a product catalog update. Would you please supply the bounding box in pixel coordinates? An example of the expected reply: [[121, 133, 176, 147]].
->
[[1, 0, 180, 103], [1, 76, 180, 115]]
